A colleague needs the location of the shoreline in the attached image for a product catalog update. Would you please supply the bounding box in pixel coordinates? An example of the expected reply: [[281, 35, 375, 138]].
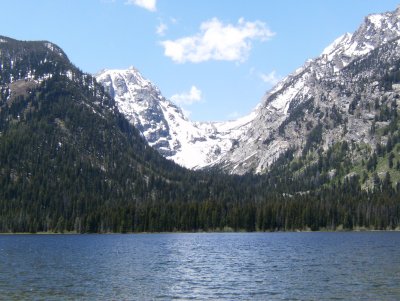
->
[[1, 228, 400, 235]]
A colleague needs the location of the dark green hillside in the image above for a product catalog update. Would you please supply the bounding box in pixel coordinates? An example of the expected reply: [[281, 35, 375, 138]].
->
[[0, 36, 399, 233], [0, 36, 267, 233], [0, 36, 71, 85]]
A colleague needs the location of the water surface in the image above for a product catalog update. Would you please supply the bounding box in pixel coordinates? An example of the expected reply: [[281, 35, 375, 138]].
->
[[0, 232, 399, 300]]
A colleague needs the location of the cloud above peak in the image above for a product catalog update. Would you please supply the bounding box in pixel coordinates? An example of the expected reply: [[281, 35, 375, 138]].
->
[[125, 0, 156, 12], [171, 86, 202, 105], [160, 18, 275, 63], [260, 70, 281, 86]]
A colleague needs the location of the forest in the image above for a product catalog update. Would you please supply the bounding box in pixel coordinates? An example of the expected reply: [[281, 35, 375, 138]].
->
[[0, 36, 400, 233]]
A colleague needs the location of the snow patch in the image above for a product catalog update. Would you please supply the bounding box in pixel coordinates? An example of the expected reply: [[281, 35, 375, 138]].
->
[[322, 33, 353, 60], [44, 42, 64, 57], [268, 75, 308, 114], [367, 14, 384, 28], [96, 68, 257, 169]]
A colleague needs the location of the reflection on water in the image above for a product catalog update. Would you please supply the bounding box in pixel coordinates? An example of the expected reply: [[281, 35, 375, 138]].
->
[[0, 232, 400, 300]]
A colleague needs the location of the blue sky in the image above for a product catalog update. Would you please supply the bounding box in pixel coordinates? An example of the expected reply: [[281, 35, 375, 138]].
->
[[1, 0, 399, 121]]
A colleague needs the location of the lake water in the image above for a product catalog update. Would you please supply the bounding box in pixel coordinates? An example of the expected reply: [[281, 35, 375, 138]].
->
[[0, 232, 399, 300]]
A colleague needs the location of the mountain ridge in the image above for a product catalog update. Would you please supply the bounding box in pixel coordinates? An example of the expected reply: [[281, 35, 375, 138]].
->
[[1, 29, 400, 233], [96, 67, 257, 169], [96, 6, 400, 176]]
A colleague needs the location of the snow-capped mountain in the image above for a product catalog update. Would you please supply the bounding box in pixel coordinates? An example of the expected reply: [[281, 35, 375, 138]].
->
[[96, 67, 255, 169], [214, 6, 400, 173], [97, 6, 400, 174]]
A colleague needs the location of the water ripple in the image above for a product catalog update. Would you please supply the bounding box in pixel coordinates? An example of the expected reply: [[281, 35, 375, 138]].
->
[[0, 232, 399, 300]]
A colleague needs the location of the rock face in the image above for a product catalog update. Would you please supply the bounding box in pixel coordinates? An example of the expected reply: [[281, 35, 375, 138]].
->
[[216, 7, 400, 174], [97, 7, 400, 174], [96, 67, 256, 169]]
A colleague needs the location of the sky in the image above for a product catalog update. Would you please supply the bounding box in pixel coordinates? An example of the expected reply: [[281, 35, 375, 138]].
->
[[1, 0, 399, 121]]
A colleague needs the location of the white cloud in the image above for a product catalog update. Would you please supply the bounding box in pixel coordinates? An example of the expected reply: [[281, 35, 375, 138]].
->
[[181, 108, 192, 119], [156, 22, 168, 36], [260, 70, 280, 85], [125, 0, 156, 12], [171, 86, 202, 105], [160, 18, 275, 63], [227, 111, 241, 119]]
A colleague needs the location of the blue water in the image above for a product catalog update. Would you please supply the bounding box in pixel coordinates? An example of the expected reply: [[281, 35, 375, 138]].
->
[[0, 232, 399, 300]]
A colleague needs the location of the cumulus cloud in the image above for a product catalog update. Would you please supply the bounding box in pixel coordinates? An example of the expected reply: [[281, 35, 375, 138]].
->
[[125, 0, 156, 12], [156, 21, 168, 36], [171, 86, 202, 105], [260, 70, 280, 85], [160, 18, 275, 63]]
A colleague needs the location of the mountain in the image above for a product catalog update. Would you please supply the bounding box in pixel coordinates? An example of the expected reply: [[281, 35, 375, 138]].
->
[[0, 35, 262, 233], [0, 35, 190, 231], [96, 68, 255, 169], [96, 7, 400, 179], [1, 34, 399, 233], [217, 6, 400, 174], [0, 35, 292, 233]]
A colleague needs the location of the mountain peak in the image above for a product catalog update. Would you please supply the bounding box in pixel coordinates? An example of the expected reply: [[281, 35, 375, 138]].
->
[[321, 32, 353, 58], [319, 7, 400, 71], [96, 67, 256, 169], [96, 5, 400, 175], [208, 5, 400, 174], [0, 35, 74, 87]]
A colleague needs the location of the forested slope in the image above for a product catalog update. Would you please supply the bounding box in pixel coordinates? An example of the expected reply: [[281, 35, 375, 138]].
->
[[0, 36, 399, 233]]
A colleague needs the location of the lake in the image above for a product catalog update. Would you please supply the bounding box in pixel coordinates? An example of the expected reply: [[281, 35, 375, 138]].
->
[[0, 232, 399, 300]]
